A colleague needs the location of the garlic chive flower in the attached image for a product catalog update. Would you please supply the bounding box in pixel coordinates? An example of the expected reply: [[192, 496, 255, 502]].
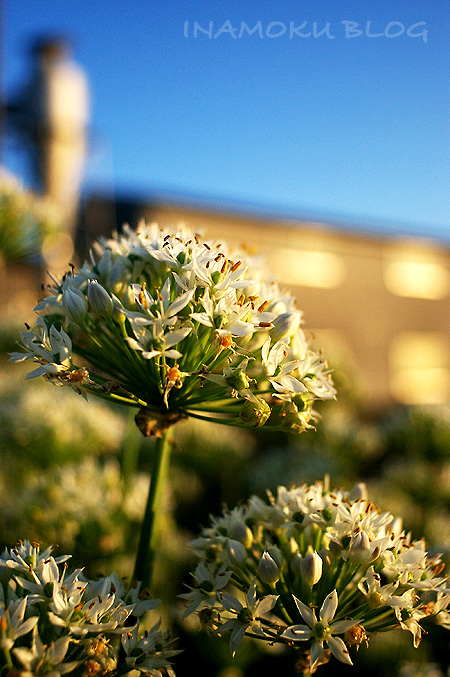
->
[[282, 590, 358, 671], [10, 222, 336, 435], [0, 541, 178, 676], [183, 480, 450, 669]]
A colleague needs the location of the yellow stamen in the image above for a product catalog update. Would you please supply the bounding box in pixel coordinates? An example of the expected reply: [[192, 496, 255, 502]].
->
[[230, 260, 242, 272], [219, 335, 234, 350]]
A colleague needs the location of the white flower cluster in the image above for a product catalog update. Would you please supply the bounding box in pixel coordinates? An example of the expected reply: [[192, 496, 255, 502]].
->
[[182, 480, 450, 673], [10, 222, 335, 435], [0, 541, 179, 676]]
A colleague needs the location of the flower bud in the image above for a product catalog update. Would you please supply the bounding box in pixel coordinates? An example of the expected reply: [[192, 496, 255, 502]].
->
[[281, 403, 309, 433], [293, 391, 315, 414], [227, 539, 247, 564], [88, 280, 114, 316], [225, 368, 251, 392], [269, 311, 300, 342], [239, 397, 271, 427], [299, 551, 323, 586], [111, 294, 126, 324], [268, 545, 283, 568], [258, 551, 280, 585], [290, 551, 303, 577], [348, 531, 376, 565], [62, 288, 88, 323], [229, 519, 253, 549]]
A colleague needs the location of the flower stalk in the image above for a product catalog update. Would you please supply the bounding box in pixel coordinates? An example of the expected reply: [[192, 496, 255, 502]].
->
[[133, 430, 172, 591]]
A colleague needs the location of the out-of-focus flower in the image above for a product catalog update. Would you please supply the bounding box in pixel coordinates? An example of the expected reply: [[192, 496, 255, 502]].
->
[[0, 458, 148, 564], [10, 222, 335, 435], [182, 480, 450, 671], [0, 168, 62, 260]]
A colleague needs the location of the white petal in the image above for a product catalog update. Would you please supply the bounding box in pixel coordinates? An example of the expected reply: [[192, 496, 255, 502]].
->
[[230, 624, 247, 657], [12, 646, 33, 667], [126, 337, 144, 351], [327, 636, 353, 665], [49, 635, 70, 663], [164, 326, 192, 348], [172, 271, 190, 291], [219, 593, 242, 614], [11, 598, 27, 624], [190, 313, 214, 327], [25, 366, 53, 379], [140, 350, 162, 359], [246, 581, 257, 609], [261, 338, 271, 365], [166, 289, 195, 317], [310, 641, 324, 671], [332, 619, 361, 634], [255, 595, 279, 616], [229, 279, 254, 289], [293, 596, 316, 628], [8, 352, 29, 363], [320, 590, 338, 625], [271, 375, 308, 393], [281, 625, 312, 641], [226, 321, 254, 337]]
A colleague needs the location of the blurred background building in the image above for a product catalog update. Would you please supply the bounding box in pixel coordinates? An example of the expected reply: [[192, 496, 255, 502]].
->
[[6, 36, 89, 233]]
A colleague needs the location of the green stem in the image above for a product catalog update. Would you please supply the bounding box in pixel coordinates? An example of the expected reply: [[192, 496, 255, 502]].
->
[[133, 430, 172, 592], [120, 409, 142, 489], [2, 646, 13, 668]]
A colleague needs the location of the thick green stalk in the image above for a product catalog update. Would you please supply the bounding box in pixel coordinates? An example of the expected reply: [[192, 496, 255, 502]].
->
[[120, 409, 142, 490], [2, 646, 13, 669], [133, 430, 172, 591]]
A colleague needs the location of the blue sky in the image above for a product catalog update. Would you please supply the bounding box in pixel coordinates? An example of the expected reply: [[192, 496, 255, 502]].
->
[[3, 0, 450, 240]]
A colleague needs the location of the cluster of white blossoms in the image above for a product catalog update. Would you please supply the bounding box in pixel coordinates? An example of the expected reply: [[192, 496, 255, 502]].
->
[[0, 541, 179, 676], [181, 480, 450, 673], [9, 222, 335, 436]]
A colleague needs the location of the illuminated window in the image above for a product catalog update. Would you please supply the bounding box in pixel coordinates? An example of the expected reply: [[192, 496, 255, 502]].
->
[[384, 242, 450, 300], [389, 331, 450, 405], [270, 248, 346, 289]]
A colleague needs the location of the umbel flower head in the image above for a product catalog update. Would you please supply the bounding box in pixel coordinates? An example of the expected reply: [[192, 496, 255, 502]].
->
[[0, 540, 179, 676], [10, 222, 336, 436], [182, 479, 450, 673]]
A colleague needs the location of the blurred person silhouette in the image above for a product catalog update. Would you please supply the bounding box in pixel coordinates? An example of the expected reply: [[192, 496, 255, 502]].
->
[[6, 36, 90, 257]]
